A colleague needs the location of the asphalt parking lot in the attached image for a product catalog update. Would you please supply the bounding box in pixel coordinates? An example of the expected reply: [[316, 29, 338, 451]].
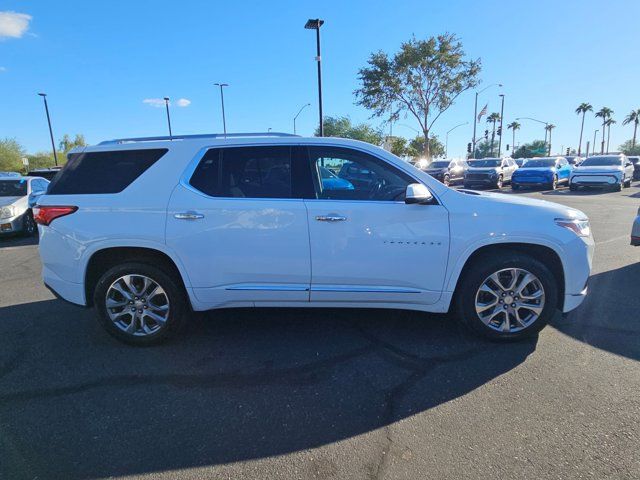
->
[[0, 183, 639, 480]]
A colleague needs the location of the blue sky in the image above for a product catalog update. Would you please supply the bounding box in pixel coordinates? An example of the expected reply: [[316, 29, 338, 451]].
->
[[0, 0, 638, 158]]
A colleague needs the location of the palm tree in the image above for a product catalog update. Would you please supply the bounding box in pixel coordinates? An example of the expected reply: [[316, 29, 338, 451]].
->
[[487, 112, 501, 156], [595, 107, 613, 154], [545, 124, 556, 156], [623, 109, 640, 148], [507, 121, 520, 156], [575, 102, 593, 156], [605, 118, 616, 154]]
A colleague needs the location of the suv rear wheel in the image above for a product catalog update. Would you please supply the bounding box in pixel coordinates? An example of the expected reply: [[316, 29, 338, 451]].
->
[[94, 262, 187, 346], [495, 175, 504, 189], [456, 252, 558, 340]]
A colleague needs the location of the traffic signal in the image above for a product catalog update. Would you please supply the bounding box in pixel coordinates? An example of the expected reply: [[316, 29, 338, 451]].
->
[[484, 130, 489, 139], [467, 143, 472, 153], [506, 144, 510, 151], [497, 127, 502, 136], [566, 147, 570, 155]]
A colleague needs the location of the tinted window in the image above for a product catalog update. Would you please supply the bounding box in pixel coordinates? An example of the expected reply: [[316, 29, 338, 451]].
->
[[308, 146, 412, 201], [190, 146, 294, 199], [48, 149, 167, 195], [523, 159, 556, 167], [472, 159, 501, 167], [429, 161, 449, 168], [0, 179, 27, 197]]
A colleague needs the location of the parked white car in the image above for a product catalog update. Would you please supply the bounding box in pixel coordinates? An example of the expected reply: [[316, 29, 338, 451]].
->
[[35, 133, 594, 345], [569, 154, 634, 191], [0, 176, 49, 236]]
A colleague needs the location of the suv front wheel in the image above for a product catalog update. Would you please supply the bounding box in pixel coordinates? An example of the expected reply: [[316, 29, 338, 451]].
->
[[94, 262, 187, 345], [456, 252, 558, 340]]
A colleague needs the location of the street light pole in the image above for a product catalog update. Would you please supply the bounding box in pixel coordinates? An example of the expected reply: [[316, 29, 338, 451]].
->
[[516, 116, 550, 151], [305, 19, 324, 136], [471, 83, 502, 157], [445, 122, 469, 157], [293, 103, 311, 134], [498, 94, 505, 157], [163, 97, 173, 139], [37, 93, 58, 166], [214, 83, 228, 137]]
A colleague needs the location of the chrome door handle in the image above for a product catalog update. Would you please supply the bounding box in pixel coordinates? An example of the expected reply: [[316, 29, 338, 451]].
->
[[316, 214, 347, 222], [174, 212, 204, 220]]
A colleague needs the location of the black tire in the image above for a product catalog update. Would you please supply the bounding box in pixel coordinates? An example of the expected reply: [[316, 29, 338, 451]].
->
[[22, 210, 37, 237], [455, 251, 558, 341], [512, 184, 519, 191], [614, 182, 622, 192], [548, 175, 558, 190], [496, 175, 504, 189], [569, 184, 577, 191], [624, 177, 632, 188], [93, 262, 188, 346], [442, 175, 450, 187]]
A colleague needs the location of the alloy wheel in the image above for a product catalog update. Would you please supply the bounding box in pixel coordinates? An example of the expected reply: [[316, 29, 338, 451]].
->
[[105, 274, 170, 336], [475, 268, 545, 333]]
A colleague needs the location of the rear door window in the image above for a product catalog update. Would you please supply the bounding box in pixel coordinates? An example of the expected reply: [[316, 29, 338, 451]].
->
[[47, 149, 168, 195], [189, 146, 312, 199]]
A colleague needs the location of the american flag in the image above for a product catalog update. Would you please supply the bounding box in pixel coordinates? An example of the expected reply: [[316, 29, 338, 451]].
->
[[477, 104, 488, 123]]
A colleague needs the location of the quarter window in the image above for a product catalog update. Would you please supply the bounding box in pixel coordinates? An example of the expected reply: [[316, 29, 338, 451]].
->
[[190, 146, 293, 199], [308, 146, 412, 201]]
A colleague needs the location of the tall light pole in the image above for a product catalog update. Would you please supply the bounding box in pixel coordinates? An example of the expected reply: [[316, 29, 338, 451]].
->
[[163, 97, 173, 139], [445, 122, 469, 157], [592, 129, 599, 157], [293, 103, 311, 134], [37, 93, 58, 166], [498, 94, 505, 156], [305, 19, 324, 136], [516, 116, 550, 151], [472, 83, 502, 157], [214, 83, 228, 137]]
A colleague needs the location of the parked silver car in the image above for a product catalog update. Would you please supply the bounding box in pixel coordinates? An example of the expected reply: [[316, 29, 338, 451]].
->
[[464, 157, 518, 189], [0, 176, 49, 236]]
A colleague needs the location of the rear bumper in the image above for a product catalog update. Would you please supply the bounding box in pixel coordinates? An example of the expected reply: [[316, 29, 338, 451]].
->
[[563, 286, 588, 313], [42, 265, 86, 306]]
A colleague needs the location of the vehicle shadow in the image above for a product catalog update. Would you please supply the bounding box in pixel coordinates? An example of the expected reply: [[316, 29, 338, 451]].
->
[[551, 262, 640, 362], [0, 300, 537, 479], [0, 234, 38, 248]]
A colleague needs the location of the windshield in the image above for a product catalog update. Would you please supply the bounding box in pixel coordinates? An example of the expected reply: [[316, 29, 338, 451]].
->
[[0, 179, 28, 197], [523, 159, 556, 168], [471, 159, 501, 167], [429, 161, 449, 168], [580, 156, 622, 167]]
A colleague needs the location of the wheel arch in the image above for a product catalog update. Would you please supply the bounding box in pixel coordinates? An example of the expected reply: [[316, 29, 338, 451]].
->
[[450, 242, 565, 310], [84, 246, 191, 308]]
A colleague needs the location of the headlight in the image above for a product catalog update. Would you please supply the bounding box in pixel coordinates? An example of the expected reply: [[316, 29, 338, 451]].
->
[[555, 218, 590, 237], [0, 206, 15, 219]]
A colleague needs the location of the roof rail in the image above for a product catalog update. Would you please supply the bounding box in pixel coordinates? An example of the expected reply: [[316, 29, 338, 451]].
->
[[98, 132, 300, 145]]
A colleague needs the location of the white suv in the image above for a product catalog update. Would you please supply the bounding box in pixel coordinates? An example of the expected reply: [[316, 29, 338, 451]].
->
[[35, 133, 594, 345]]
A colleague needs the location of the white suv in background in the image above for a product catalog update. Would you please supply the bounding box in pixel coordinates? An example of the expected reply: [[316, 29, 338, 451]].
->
[[35, 133, 594, 345]]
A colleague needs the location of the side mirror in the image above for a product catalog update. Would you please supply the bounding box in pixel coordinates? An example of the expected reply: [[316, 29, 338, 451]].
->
[[28, 192, 43, 208], [405, 183, 434, 205]]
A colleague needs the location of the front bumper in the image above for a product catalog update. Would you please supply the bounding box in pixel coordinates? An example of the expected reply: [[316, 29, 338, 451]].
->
[[464, 176, 499, 187], [512, 177, 554, 187], [570, 174, 621, 187]]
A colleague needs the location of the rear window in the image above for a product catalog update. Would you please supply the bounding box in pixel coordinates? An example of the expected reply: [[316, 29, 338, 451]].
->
[[47, 149, 168, 195]]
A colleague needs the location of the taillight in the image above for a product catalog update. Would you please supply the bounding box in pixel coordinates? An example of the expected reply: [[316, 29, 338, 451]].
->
[[33, 206, 78, 226]]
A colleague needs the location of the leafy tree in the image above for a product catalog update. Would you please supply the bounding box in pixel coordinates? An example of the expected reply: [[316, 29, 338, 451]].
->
[[575, 102, 593, 156], [507, 121, 520, 156], [619, 139, 640, 156], [58, 133, 87, 154], [474, 140, 499, 159], [26, 151, 60, 169], [316, 116, 383, 145], [595, 107, 613, 154], [486, 113, 500, 156], [0, 138, 26, 172], [513, 140, 548, 158], [387, 136, 408, 157], [355, 33, 481, 158], [622, 109, 640, 149], [406, 135, 445, 159]]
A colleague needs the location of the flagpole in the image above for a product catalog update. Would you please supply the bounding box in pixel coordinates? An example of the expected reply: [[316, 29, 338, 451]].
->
[[472, 92, 479, 157]]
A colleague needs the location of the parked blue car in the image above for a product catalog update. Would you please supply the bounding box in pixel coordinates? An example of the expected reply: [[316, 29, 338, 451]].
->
[[511, 156, 572, 190], [320, 166, 354, 191]]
